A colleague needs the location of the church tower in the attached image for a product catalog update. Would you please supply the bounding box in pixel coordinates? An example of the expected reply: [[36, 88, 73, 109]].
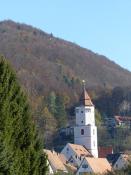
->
[[74, 81, 98, 158]]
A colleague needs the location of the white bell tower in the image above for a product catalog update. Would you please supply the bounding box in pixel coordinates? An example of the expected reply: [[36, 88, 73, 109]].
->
[[74, 81, 98, 158]]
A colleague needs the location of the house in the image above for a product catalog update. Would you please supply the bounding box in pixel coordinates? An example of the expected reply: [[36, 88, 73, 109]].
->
[[61, 143, 92, 167], [106, 153, 131, 170], [44, 149, 68, 174], [113, 153, 131, 170], [59, 126, 74, 138], [76, 157, 112, 175], [59, 153, 77, 174], [114, 116, 131, 128], [106, 153, 121, 167], [104, 117, 116, 128]]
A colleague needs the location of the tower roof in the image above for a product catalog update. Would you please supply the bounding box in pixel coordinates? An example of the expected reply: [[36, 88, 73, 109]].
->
[[79, 80, 94, 106]]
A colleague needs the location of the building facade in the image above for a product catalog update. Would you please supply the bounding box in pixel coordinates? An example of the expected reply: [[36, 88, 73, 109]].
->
[[76, 157, 111, 175], [61, 143, 91, 167]]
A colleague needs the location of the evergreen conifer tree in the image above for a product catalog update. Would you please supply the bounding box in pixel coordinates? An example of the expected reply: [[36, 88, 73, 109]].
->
[[0, 55, 47, 175], [55, 95, 67, 128], [47, 91, 56, 116]]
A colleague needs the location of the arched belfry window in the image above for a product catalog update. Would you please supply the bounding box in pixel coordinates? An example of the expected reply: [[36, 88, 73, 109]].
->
[[81, 129, 84, 135], [93, 141, 95, 147], [85, 108, 91, 112]]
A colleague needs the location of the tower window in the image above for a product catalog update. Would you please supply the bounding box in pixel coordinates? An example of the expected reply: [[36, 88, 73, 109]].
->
[[93, 141, 95, 147], [81, 111, 83, 113], [76, 109, 79, 113], [81, 129, 84, 135], [85, 108, 91, 112]]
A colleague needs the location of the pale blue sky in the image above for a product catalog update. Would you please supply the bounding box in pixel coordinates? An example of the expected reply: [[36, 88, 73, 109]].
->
[[1, 0, 131, 70]]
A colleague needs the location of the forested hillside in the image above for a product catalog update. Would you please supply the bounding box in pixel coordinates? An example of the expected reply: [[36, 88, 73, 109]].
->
[[0, 20, 131, 150], [0, 20, 131, 101]]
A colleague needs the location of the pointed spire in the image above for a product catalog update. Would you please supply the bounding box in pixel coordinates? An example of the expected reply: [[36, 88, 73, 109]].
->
[[79, 80, 93, 106]]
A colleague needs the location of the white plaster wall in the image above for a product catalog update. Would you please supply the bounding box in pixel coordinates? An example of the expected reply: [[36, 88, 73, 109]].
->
[[49, 165, 54, 174], [85, 106, 95, 125], [91, 149, 98, 158], [47, 160, 54, 174], [74, 125, 98, 158], [61, 144, 74, 160], [61, 143, 82, 166], [76, 159, 93, 175], [76, 106, 95, 126], [114, 155, 127, 170], [74, 125, 97, 137]]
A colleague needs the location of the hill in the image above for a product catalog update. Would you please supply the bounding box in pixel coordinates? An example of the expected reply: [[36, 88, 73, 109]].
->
[[1, 20, 131, 150], [0, 20, 131, 103]]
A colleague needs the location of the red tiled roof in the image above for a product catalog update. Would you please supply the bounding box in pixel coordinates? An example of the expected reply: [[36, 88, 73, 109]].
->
[[44, 149, 67, 172], [98, 146, 113, 158], [115, 116, 131, 122], [68, 143, 91, 157], [85, 157, 112, 174], [79, 87, 93, 106]]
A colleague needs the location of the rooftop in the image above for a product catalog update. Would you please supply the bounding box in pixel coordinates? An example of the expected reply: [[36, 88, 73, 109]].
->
[[68, 143, 92, 157], [85, 157, 112, 174], [98, 146, 113, 158], [44, 149, 67, 172], [106, 153, 121, 166]]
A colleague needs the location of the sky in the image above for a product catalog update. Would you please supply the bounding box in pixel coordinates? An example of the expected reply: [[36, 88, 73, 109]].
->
[[0, 0, 131, 71]]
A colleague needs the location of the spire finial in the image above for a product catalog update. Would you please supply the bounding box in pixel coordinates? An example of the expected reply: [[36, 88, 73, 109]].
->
[[80, 80, 93, 106], [82, 80, 86, 90]]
